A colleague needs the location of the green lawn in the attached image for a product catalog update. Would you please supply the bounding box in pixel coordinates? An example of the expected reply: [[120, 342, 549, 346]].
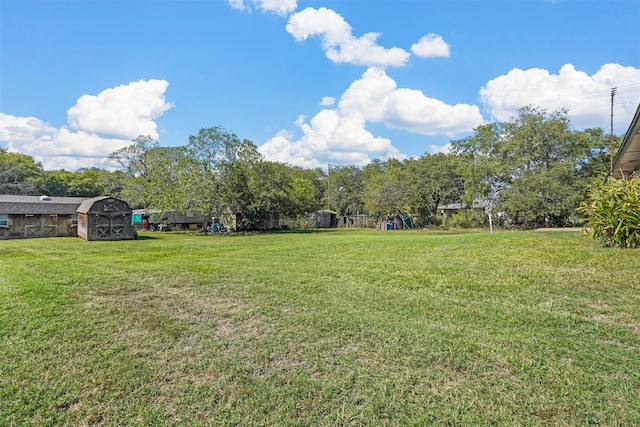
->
[[1, 229, 639, 425]]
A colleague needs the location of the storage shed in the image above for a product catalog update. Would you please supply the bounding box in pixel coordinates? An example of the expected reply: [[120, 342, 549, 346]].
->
[[77, 196, 135, 241], [316, 210, 338, 228], [0, 195, 87, 240]]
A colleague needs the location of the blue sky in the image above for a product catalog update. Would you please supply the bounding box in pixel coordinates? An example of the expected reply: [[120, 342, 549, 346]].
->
[[1, 0, 639, 170]]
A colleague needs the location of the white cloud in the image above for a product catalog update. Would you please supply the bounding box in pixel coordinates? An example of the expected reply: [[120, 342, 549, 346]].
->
[[385, 88, 484, 136], [340, 68, 484, 136], [480, 63, 640, 132], [320, 96, 336, 106], [67, 79, 173, 140], [259, 106, 405, 168], [258, 0, 297, 16], [0, 114, 57, 143], [9, 129, 131, 171], [429, 143, 452, 154], [228, 0, 297, 16], [259, 134, 323, 169], [411, 34, 450, 58], [294, 115, 306, 126], [286, 7, 410, 67], [228, 0, 248, 12], [259, 67, 483, 167], [0, 79, 173, 170]]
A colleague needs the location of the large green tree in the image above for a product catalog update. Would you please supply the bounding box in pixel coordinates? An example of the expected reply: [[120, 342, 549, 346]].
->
[[218, 140, 262, 230], [362, 159, 410, 219], [104, 135, 160, 208], [221, 151, 321, 230], [143, 146, 194, 218], [404, 153, 465, 224], [326, 164, 364, 216], [248, 161, 294, 221], [0, 148, 42, 194], [452, 106, 611, 228], [223, 159, 297, 230], [31, 168, 105, 197], [186, 126, 243, 230], [289, 166, 322, 217]]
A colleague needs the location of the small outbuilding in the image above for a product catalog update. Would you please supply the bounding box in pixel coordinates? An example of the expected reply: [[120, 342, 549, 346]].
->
[[77, 196, 135, 241], [316, 210, 338, 228], [0, 195, 87, 239]]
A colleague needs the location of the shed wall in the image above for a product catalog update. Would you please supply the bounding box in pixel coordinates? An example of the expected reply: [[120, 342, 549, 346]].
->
[[0, 214, 77, 239], [316, 212, 337, 228], [77, 197, 134, 241]]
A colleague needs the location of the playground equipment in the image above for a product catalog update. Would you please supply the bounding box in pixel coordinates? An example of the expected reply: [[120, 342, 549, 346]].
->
[[397, 210, 418, 229]]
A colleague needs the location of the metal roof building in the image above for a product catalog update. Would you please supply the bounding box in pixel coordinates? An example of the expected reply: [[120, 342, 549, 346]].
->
[[0, 195, 89, 214]]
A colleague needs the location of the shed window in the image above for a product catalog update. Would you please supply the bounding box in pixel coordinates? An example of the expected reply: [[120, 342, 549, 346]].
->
[[70, 214, 78, 226], [0, 214, 8, 227]]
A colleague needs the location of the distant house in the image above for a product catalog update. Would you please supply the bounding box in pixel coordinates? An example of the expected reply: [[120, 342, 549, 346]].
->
[[612, 102, 640, 178], [77, 196, 135, 241], [0, 195, 87, 240]]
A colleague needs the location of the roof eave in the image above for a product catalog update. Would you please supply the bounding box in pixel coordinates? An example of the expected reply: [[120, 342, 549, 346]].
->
[[612, 102, 640, 178]]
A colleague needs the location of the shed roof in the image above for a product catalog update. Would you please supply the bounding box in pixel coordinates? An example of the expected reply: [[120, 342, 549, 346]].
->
[[612, 102, 640, 178], [0, 195, 89, 215], [77, 196, 111, 214], [77, 196, 131, 214]]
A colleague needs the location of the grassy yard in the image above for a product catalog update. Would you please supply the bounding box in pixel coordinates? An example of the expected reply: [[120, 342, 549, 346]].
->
[[1, 229, 639, 426]]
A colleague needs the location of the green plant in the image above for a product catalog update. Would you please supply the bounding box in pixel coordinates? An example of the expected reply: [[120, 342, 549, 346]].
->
[[577, 176, 640, 248], [445, 209, 487, 228]]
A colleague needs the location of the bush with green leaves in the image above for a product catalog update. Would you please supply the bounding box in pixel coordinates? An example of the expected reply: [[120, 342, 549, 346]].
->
[[444, 209, 487, 229], [577, 176, 640, 248]]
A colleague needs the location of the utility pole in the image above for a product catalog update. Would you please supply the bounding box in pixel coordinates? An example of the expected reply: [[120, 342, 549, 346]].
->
[[609, 87, 617, 177], [327, 163, 331, 210]]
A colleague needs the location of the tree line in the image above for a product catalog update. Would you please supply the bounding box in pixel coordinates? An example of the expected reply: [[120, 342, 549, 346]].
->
[[0, 106, 619, 229]]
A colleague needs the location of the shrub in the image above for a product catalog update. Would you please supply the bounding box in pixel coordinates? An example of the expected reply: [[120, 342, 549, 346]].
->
[[577, 176, 640, 248], [445, 209, 487, 229]]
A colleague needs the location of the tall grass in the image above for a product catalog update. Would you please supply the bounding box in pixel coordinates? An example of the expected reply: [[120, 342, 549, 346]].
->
[[1, 229, 639, 425]]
